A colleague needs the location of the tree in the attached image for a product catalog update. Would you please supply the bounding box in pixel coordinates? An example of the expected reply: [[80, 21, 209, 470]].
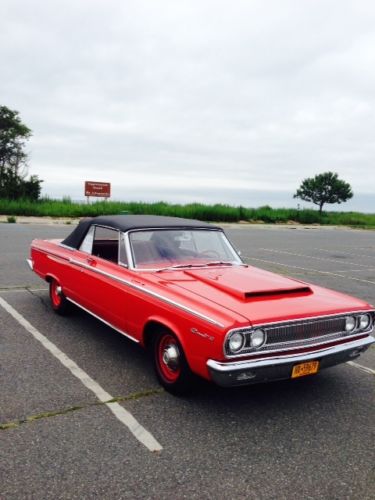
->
[[0, 105, 42, 200], [294, 172, 353, 214]]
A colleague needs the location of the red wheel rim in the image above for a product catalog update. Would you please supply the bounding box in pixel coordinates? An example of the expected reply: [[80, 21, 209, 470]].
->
[[157, 334, 181, 383], [51, 281, 62, 308]]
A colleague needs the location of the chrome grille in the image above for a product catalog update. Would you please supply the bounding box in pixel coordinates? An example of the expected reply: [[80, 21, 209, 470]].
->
[[224, 312, 374, 358], [265, 317, 347, 345]]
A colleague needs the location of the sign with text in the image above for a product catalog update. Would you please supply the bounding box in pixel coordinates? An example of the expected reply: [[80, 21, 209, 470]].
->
[[85, 181, 111, 198]]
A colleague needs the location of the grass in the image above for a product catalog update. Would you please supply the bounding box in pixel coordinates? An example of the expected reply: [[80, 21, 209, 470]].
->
[[0, 197, 374, 228], [0, 388, 163, 430]]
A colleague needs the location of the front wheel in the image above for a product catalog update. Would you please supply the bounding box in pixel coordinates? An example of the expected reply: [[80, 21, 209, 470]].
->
[[153, 330, 195, 395], [49, 279, 70, 315]]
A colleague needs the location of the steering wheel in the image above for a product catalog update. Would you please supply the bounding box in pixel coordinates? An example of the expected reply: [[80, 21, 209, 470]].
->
[[200, 250, 221, 259]]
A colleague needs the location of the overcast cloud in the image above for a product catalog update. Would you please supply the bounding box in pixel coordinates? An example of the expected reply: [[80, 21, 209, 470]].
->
[[1, 0, 375, 210]]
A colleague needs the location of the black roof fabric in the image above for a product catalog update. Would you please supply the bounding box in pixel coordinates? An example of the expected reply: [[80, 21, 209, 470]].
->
[[61, 215, 220, 249]]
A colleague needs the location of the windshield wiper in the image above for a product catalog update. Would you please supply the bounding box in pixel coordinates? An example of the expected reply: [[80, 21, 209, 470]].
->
[[156, 261, 246, 272], [156, 264, 206, 272], [204, 261, 234, 266], [203, 261, 248, 267]]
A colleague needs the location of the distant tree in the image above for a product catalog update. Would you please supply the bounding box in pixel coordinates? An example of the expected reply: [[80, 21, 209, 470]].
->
[[294, 172, 353, 214], [22, 174, 43, 200], [0, 105, 42, 200]]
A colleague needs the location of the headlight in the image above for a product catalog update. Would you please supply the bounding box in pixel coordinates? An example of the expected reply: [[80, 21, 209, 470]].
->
[[345, 316, 356, 332], [250, 329, 266, 348], [358, 314, 371, 330], [228, 332, 245, 353]]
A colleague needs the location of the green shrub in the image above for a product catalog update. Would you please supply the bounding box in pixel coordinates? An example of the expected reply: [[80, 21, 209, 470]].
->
[[0, 198, 373, 228], [295, 209, 320, 224]]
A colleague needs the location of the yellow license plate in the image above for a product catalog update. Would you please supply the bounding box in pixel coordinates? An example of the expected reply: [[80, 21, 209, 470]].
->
[[291, 361, 320, 379]]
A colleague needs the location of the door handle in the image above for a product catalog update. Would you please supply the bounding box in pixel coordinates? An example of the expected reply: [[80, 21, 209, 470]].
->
[[86, 257, 96, 266]]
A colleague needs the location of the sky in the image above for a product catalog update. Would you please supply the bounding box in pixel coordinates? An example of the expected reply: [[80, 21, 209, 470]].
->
[[1, 0, 375, 211]]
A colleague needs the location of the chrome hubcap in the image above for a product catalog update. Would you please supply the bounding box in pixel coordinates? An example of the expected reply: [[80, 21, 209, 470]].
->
[[56, 286, 62, 296], [162, 345, 180, 371]]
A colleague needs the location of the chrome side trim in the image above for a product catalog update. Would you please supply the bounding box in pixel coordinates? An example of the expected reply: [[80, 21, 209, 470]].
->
[[26, 258, 33, 271], [66, 297, 140, 343], [29, 246, 224, 328], [69, 258, 224, 328], [209, 335, 375, 372]]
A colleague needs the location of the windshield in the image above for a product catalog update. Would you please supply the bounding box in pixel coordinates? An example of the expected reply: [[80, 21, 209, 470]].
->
[[128, 229, 242, 269]]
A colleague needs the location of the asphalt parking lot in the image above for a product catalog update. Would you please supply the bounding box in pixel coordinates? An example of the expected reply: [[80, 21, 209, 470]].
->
[[1, 223, 374, 499]]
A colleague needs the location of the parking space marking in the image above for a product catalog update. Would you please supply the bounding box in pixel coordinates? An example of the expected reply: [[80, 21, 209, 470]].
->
[[244, 255, 375, 285], [259, 248, 372, 269], [330, 269, 375, 273], [0, 287, 49, 292], [347, 361, 375, 376], [313, 248, 375, 260], [0, 296, 162, 452]]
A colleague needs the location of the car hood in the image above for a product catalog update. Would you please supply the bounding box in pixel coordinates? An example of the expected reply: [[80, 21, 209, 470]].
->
[[151, 265, 369, 326], [184, 267, 312, 300]]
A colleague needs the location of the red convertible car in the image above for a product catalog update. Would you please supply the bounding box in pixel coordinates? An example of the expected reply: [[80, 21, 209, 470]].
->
[[28, 215, 374, 394]]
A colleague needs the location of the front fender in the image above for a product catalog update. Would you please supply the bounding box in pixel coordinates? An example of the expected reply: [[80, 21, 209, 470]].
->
[[142, 314, 224, 380]]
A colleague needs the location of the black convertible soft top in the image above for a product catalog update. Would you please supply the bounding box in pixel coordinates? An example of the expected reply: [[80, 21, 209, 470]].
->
[[61, 215, 220, 249]]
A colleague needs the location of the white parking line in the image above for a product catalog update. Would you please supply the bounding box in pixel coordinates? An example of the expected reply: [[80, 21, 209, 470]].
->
[[332, 269, 375, 273], [313, 247, 375, 259], [259, 247, 372, 269], [244, 255, 375, 285], [0, 287, 49, 292], [0, 296, 162, 452], [347, 361, 375, 376]]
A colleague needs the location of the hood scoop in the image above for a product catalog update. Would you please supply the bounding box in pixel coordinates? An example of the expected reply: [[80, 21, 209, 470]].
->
[[184, 267, 313, 301], [244, 286, 312, 300]]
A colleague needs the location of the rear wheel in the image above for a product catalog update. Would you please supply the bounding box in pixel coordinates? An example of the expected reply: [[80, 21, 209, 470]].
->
[[153, 330, 194, 395], [49, 279, 69, 315]]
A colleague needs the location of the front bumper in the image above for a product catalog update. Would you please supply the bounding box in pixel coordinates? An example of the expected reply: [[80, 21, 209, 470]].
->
[[207, 335, 374, 387]]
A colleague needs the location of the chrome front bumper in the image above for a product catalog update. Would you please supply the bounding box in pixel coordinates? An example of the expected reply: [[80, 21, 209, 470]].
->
[[207, 336, 374, 387]]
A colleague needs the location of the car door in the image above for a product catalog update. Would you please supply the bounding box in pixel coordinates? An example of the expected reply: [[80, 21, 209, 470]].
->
[[69, 225, 132, 334]]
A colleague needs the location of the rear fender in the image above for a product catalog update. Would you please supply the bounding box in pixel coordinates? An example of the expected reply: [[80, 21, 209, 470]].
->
[[45, 273, 60, 286]]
